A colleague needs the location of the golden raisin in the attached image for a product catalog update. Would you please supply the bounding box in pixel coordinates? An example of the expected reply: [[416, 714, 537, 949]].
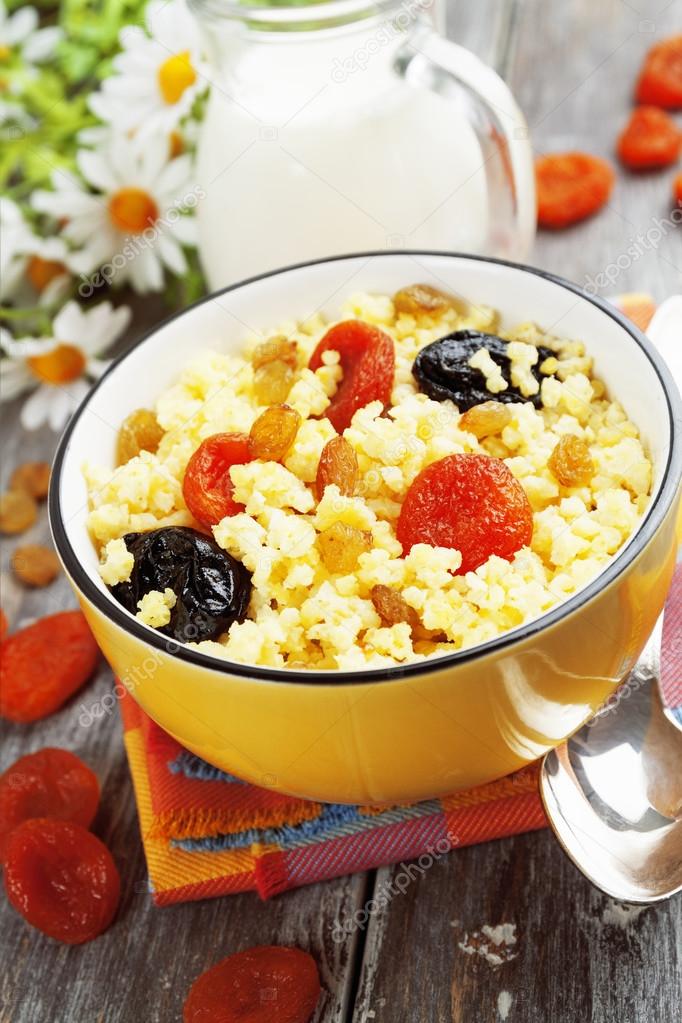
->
[[117, 408, 164, 466], [370, 584, 443, 642], [249, 404, 301, 462], [548, 434, 595, 487], [371, 584, 419, 629], [315, 436, 359, 501], [253, 360, 295, 405], [393, 283, 468, 318], [11, 545, 61, 587], [317, 522, 372, 574], [252, 335, 298, 370], [0, 491, 37, 535], [9, 461, 51, 500], [459, 401, 512, 439]]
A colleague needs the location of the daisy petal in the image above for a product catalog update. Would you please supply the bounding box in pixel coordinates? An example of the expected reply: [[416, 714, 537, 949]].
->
[[20, 385, 50, 431]]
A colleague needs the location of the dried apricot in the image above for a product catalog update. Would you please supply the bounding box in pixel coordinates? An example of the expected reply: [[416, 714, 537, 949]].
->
[[315, 436, 358, 500], [617, 293, 657, 332], [252, 335, 298, 370], [9, 461, 51, 499], [183, 945, 321, 1023], [393, 283, 468, 318], [249, 404, 301, 462], [253, 360, 295, 405], [397, 454, 533, 574], [548, 435, 595, 487], [309, 320, 395, 432], [459, 401, 512, 439], [317, 522, 372, 574], [617, 107, 681, 169], [636, 35, 682, 109], [11, 545, 61, 587], [0, 748, 99, 863], [116, 408, 164, 465], [675, 172, 682, 208], [0, 490, 37, 534], [536, 153, 615, 229], [182, 433, 252, 527], [4, 818, 119, 944], [0, 611, 100, 723]]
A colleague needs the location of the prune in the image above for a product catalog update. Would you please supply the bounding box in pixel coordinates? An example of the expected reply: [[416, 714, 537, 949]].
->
[[412, 330, 555, 411], [110, 527, 251, 644]]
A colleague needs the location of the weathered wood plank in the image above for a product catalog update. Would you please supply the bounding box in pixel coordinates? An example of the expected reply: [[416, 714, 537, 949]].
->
[[351, 831, 682, 1022], [0, 313, 369, 1023], [351, 0, 682, 1019]]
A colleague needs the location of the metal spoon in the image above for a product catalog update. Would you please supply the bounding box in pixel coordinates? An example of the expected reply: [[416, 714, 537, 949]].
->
[[540, 618, 682, 902], [540, 296, 682, 903]]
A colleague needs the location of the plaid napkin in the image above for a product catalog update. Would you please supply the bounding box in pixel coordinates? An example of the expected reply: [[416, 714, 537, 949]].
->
[[120, 564, 681, 905], [120, 294, 680, 904]]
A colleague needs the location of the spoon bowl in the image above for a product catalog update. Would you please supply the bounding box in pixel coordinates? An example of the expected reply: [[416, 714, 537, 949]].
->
[[540, 618, 682, 903]]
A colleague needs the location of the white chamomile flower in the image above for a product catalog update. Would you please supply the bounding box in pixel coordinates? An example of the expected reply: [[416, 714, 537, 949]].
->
[[0, 301, 131, 431], [0, 2, 62, 66], [32, 133, 198, 294], [0, 197, 75, 305], [88, 0, 209, 140]]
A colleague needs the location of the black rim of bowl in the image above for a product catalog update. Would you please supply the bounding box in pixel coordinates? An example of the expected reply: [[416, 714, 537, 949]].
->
[[49, 250, 682, 686]]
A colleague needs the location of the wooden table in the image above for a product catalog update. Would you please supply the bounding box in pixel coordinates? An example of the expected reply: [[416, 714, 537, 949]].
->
[[2, 1, 681, 1019]]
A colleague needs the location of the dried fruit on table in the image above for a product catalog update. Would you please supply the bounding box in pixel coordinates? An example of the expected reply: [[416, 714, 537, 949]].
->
[[116, 408, 165, 465], [635, 35, 682, 109], [249, 404, 301, 462], [393, 283, 468, 318], [317, 522, 372, 574], [459, 401, 512, 439], [0, 748, 99, 863], [4, 819, 119, 944], [535, 152, 615, 229], [9, 461, 51, 500], [617, 293, 657, 333], [413, 330, 554, 411], [0, 611, 99, 724], [0, 490, 38, 534], [309, 320, 395, 432], [252, 335, 298, 370], [675, 172, 682, 208], [397, 454, 533, 575], [548, 434, 595, 487], [315, 435, 359, 500], [183, 945, 321, 1023], [110, 527, 252, 644], [617, 106, 681, 169], [182, 432, 252, 526], [11, 544, 61, 587]]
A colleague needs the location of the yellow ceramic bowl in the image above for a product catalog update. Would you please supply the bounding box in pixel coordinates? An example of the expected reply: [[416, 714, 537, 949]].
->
[[49, 253, 682, 805]]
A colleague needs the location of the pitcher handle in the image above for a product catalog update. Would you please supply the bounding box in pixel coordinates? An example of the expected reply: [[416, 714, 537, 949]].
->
[[396, 26, 536, 260]]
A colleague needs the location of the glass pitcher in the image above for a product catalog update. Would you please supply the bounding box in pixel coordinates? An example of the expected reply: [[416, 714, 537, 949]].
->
[[190, 0, 536, 290]]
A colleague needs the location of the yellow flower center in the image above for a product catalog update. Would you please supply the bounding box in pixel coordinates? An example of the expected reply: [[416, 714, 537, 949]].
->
[[28, 344, 86, 385], [108, 188, 159, 234], [0, 45, 11, 62], [168, 130, 184, 158], [157, 51, 196, 105], [26, 255, 66, 293]]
